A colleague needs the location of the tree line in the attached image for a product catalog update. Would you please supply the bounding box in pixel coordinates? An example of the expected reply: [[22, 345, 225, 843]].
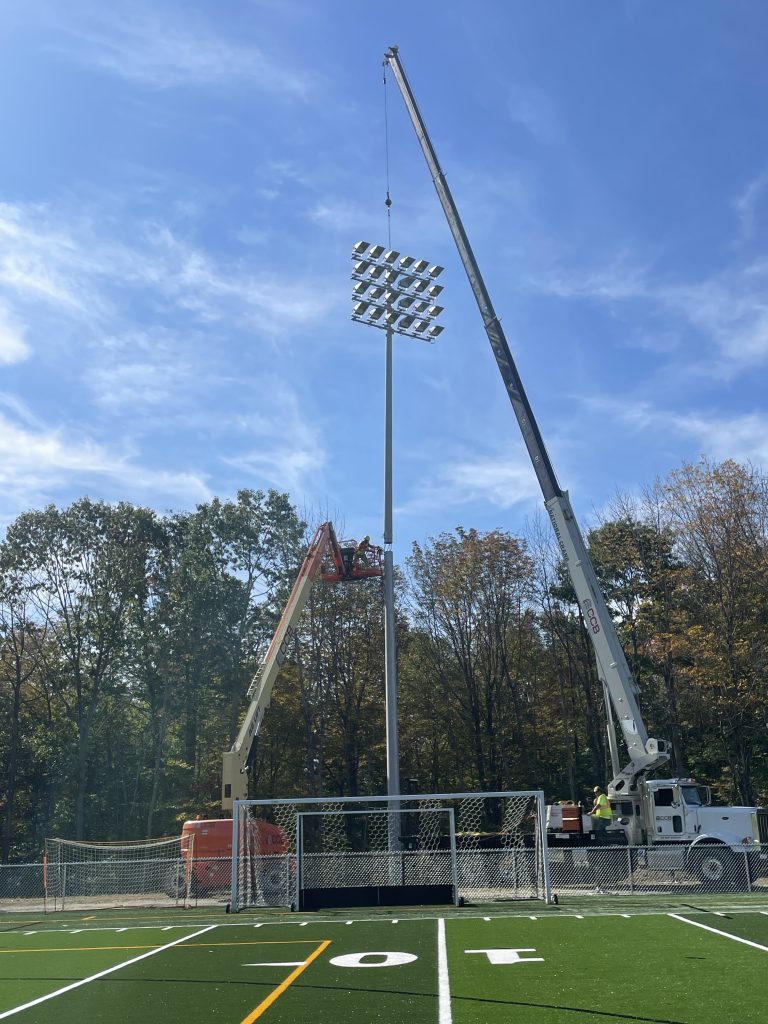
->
[[1, 458, 767, 862]]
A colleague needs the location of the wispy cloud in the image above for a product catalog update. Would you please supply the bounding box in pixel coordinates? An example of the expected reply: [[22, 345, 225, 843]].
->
[[586, 396, 768, 467], [223, 381, 326, 496], [49, 6, 313, 96], [0, 304, 29, 364], [399, 447, 541, 518], [506, 84, 564, 147], [0, 199, 336, 513], [0, 401, 211, 518], [733, 168, 768, 242], [0, 203, 337, 346], [528, 255, 768, 369], [0, 203, 104, 316]]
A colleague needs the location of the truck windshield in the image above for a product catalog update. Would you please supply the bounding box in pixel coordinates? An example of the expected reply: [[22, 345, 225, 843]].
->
[[680, 785, 705, 806]]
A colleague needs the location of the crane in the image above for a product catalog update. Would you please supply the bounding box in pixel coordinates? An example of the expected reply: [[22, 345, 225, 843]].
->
[[383, 46, 669, 800]]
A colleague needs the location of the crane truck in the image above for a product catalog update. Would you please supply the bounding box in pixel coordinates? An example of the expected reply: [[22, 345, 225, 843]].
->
[[177, 522, 383, 898], [383, 46, 767, 885]]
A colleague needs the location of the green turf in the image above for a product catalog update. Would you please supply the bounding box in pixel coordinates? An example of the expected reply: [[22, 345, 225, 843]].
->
[[1, 905, 767, 1022]]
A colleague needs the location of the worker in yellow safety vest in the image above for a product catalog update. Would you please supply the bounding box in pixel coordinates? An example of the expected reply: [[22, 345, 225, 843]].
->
[[354, 535, 372, 566], [590, 786, 612, 830]]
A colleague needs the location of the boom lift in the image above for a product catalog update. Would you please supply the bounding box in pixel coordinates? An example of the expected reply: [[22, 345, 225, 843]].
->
[[384, 48, 768, 872], [222, 521, 382, 810]]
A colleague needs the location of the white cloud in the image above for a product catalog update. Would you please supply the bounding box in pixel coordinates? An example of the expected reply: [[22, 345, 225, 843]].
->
[[587, 397, 768, 467], [309, 200, 381, 234], [223, 382, 326, 496], [0, 305, 30, 364], [0, 203, 101, 315], [663, 268, 768, 367], [0, 405, 211, 515], [528, 255, 768, 368], [733, 169, 768, 242], [399, 448, 541, 518], [50, 7, 313, 96], [0, 204, 338, 344]]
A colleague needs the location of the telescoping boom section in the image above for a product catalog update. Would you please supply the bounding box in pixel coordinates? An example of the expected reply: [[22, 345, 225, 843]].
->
[[384, 46, 669, 798], [222, 522, 382, 810]]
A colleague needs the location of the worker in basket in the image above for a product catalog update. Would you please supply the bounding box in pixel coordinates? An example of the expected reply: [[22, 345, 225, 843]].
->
[[353, 535, 372, 566], [590, 786, 612, 830]]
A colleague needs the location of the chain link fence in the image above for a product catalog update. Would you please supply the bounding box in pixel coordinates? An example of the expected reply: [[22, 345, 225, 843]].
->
[[547, 843, 768, 895], [0, 856, 233, 912], [2, 843, 767, 911]]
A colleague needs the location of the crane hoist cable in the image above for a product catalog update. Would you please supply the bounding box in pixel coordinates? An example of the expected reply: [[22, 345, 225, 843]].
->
[[383, 62, 393, 247]]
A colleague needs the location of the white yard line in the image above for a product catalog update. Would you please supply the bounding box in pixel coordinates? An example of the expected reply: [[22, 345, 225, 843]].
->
[[669, 914, 768, 952], [437, 918, 452, 1024], [0, 924, 216, 1020]]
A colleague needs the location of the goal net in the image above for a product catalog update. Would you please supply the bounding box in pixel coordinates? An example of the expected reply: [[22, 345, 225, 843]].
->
[[230, 790, 551, 911], [44, 836, 186, 911], [296, 806, 458, 909]]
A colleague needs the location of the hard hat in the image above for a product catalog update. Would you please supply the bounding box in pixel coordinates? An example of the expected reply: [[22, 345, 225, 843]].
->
[[593, 786, 601, 793]]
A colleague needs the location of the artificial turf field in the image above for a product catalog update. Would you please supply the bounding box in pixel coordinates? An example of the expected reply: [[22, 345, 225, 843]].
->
[[1, 898, 767, 1022]]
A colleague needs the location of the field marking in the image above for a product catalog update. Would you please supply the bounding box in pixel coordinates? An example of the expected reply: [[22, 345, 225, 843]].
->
[[437, 918, 452, 1024], [669, 914, 768, 952], [0, 944, 193, 955], [0, 939, 318, 956], [0, 925, 215, 1020], [239, 939, 331, 1023], [243, 961, 304, 968]]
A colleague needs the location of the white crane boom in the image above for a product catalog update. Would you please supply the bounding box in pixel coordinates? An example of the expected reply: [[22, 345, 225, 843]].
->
[[384, 45, 669, 797]]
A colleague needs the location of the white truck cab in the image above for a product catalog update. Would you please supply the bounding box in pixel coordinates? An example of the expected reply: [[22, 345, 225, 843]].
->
[[610, 778, 762, 849]]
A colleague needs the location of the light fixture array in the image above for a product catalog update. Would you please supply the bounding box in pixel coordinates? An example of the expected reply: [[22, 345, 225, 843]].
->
[[351, 241, 445, 341]]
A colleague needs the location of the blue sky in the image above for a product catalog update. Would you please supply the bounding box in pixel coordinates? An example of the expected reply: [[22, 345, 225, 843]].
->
[[1, 1, 767, 560]]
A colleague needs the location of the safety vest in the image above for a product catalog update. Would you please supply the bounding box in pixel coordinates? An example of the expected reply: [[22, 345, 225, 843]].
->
[[594, 793, 611, 819]]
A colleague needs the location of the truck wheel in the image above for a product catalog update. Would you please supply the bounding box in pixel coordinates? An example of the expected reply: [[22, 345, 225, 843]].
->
[[691, 847, 737, 889]]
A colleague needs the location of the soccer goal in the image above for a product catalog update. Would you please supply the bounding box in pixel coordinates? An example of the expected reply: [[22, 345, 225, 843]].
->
[[44, 836, 187, 911], [230, 790, 552, 912]]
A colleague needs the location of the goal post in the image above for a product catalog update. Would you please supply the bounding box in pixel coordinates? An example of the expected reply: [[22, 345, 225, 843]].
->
[[230, 790, 552, 911], [43, 836, 186, 911]]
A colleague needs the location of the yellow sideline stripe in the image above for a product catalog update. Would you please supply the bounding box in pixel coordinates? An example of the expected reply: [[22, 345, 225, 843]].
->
[[240, 939, 332, 1023]]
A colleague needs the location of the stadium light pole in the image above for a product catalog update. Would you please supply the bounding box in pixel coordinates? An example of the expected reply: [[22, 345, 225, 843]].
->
[[351, 242, 444, 804]]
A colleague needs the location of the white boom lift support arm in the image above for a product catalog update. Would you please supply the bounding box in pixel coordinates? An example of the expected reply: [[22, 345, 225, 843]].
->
[[384, 46, 669, 797], [222, 521, 382, 810]]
